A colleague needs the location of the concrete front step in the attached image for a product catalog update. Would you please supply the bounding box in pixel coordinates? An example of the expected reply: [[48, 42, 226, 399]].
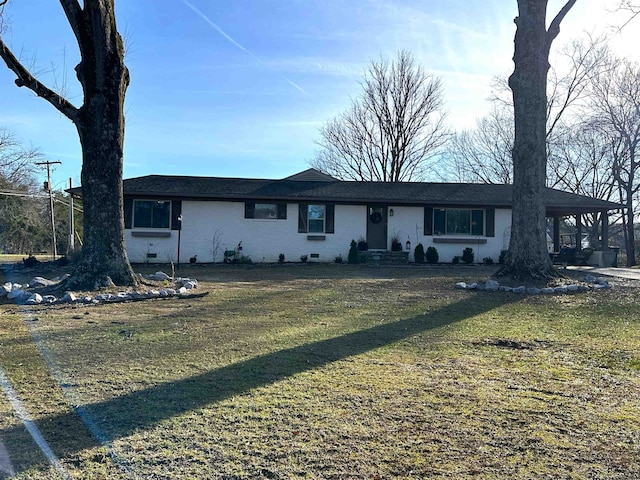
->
[[358, 250, 409, 265]]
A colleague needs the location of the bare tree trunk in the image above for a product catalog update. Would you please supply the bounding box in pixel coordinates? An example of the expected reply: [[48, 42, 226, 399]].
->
[[0, 1, 137, 288], [500, 0, 575, 280], [67, 1, 136, 288]]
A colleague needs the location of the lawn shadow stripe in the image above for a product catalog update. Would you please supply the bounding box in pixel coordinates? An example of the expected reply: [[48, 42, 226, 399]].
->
[[3, 292, 514, 473]]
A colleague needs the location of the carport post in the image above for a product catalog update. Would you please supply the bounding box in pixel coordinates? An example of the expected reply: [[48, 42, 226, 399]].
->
[[601, 211, 609, 250]]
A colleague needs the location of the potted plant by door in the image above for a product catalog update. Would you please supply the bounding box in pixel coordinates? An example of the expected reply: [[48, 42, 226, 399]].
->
[[391, 234, 403, 251], [357, 236, 369, 251]]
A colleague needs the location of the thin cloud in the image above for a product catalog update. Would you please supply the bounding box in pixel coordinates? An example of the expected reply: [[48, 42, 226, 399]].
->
[[179, 0, 308, 96]]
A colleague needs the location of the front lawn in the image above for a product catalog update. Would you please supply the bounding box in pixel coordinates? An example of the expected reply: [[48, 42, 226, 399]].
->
[[1, 265, 639, 478]]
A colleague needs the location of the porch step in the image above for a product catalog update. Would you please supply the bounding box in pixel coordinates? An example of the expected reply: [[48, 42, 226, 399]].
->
[[358, 250, 409, 265]]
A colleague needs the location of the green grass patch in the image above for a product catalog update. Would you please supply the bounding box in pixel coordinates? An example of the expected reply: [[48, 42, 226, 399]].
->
[[1, 265, 639, 478]]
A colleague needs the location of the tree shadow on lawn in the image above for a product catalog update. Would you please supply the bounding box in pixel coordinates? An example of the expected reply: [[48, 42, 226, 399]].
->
[[4, 291, 515, 474]]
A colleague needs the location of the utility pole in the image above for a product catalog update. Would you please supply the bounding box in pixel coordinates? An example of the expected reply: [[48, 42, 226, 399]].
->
[[68, 178, 75, 254], [36, 160, 61, 260]]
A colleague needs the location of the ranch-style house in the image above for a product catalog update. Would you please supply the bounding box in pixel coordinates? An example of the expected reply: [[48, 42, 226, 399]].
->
[[71, 169, 621, 265]]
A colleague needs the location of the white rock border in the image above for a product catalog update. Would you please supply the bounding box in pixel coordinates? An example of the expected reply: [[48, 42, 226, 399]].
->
[[1, 271, 203, 306], [455, 275, 611, 295]]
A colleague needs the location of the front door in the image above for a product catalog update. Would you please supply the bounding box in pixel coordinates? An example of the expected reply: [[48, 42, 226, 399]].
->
[[367, 205, 388, 249]]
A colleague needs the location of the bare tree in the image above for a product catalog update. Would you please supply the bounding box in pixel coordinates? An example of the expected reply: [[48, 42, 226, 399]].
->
[[0, 0, 137, 288], [444, 105, 514, 184], [311, 50, 449, 182], [588, 57, 640, 266], [448, 36, 607, 188], [500, 0, 576, 280]]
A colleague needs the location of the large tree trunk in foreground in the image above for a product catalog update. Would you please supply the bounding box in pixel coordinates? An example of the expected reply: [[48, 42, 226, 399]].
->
[[68, 1, 136, 288], [0, 0, 137, 289], [500, 0, 575, 280]]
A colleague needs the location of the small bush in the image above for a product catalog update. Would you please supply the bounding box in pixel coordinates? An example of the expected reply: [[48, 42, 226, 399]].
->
[[452, 256, 460, 264], [462, 247, 474, 264], [278, 253, 285, 264], [483, 256, 494, 265], [236, 255, 252, 264], [499, 249, 508, 264], [334, 255, 343, 264], [414, 243, 425, 264], [300, 254, 308, 263], [348, 240, 359, 264], [426, 246, 439, 264]]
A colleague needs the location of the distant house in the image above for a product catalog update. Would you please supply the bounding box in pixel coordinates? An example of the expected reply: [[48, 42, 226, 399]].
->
[[77, 168, 616, 265]]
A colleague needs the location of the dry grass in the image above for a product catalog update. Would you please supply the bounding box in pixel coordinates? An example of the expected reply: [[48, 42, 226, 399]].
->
[[0, 264, 639, 478]]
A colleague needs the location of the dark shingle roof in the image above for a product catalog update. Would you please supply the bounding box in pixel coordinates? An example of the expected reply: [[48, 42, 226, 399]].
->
[[111, 174, 621, 215]]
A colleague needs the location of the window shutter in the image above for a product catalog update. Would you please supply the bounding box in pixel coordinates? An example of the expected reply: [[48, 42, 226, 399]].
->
[[325, 204, 335, 233], [124, 198, 133, 229], [471, 209, 484, 236], [277, 203, 287, 220], [298, 204, 308, 233], [244, 202, 255, 219], [485, 208, 495, 237], [433, 208, 446, 235], [171, 200, 182, 230], [424, 207, 433, 235]]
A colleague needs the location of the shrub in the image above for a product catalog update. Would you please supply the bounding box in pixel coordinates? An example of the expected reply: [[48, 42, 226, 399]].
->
[[499, 249, 508, 264], [452, 256, 460, 264], [278, 253, 285, 264], [426, 246, 439, 264], [236, 255, 252, 264], [334, 255, 343, 264], [462, 247, 474, 264], [414, 243, 425, 264], [348, 240, 359, 264], [483, 256, 494, 265], [300, 254, 308, 263]]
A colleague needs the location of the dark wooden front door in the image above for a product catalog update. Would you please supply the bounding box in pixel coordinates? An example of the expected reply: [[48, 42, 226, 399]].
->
[[367, 205, 387, 249]]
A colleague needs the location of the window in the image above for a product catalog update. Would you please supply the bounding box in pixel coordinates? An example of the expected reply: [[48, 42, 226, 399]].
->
[[308, 205, 325, 233], [133, 200, 171, 229], [432, 208, 484, 236], [298, 204, 335, 234], [245, 202, 287, 219]]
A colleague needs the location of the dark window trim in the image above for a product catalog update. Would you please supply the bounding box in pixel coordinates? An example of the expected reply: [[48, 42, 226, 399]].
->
[[425, 206, 495, 237], [132, 199, 172, 230], [245, 201, 287, 220]]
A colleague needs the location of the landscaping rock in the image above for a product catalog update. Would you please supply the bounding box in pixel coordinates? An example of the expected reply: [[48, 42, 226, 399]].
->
[[7, 289, 27, 301], [554, 286, 568, 294], [526, 287, 541, 295], [467, 282, 478, 290], [485, 280, 500, 291], [584, 274, 597, 283], [28, 277, 56, 288], [455, 282, 467, 290], [0, 283, 10, 297], [25, 293, 43, 305], [42, 295, 57, 304], [513, 286, 526, 294], [499, 286, 513, 292], [153, 271, 171, 281], [60, 292, 77, 303], [567, 285, 579, 292], [182, 281, 198, 290], [541, 287, 555, 294]]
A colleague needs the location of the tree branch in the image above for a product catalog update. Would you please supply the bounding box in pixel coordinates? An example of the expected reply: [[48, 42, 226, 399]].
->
[[546, 0, 577, 49], [59, 0, 84, 47], [0, 37, 80, 123]]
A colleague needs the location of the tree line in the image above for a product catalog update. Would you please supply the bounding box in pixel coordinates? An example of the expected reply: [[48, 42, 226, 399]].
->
[[0, 128, 81, 256]]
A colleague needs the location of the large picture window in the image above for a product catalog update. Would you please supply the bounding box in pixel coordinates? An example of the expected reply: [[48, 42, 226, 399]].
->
[[133, 200, 171, 229], [432, 208, 484, 236]]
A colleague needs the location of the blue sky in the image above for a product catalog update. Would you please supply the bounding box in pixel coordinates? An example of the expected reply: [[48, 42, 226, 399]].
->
[[0, 0, 637, 188]]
